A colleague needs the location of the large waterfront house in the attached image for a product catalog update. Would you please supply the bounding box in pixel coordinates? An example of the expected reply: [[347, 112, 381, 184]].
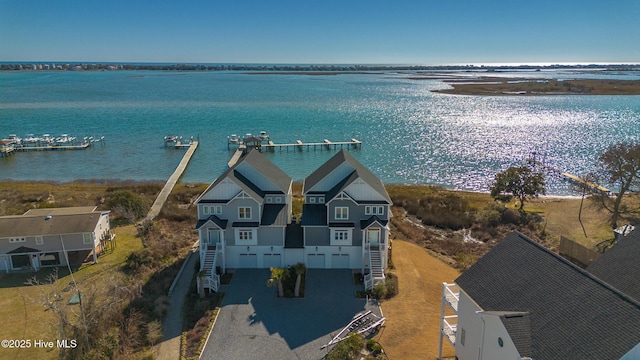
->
[[438, 231, 640, 360], [0, 206, 111, 272], [195, 150, 391, 293]]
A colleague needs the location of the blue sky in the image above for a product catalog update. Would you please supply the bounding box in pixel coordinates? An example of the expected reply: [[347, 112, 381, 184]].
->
[[1, 0, 639, 65]]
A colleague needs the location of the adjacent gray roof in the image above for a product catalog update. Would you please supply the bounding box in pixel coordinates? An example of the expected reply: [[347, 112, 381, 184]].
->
[[300, 204, 327, 226], [195, 215, 228, 230], [24, 206, 99, 216], [0, 212, 104, 237], [456, 231, 640, 360], [360, 216, 388, 229], [198, 149, 291, 203], [302, 150, 391, 203], [587, 228, 640, 302], [490, 311, 532, 358], [261, 204, 289, 226]]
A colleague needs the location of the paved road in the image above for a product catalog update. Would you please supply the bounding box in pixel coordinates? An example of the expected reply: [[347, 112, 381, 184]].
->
[[201, 269, 380, 360]]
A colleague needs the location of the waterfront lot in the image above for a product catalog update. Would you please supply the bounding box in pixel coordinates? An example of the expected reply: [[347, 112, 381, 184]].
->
[[202, 269, 380, 360]]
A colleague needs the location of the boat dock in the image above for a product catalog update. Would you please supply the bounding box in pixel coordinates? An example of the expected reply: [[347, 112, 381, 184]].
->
[[16, 142, 92, 151], [529, 159, 609, 193], [144, 141, 199, 223], [261, 138, 362, 152]]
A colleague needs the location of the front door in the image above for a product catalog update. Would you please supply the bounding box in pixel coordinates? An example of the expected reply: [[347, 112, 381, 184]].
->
[[367, 229, 380, 249], [207, 229, 220, 250]]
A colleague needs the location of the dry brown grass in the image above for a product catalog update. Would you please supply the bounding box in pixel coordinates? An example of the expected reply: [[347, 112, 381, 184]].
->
[[375, 240, 459, 360]]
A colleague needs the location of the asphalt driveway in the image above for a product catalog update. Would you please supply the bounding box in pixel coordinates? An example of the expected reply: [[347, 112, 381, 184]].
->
[[200, 269, 381, 360]]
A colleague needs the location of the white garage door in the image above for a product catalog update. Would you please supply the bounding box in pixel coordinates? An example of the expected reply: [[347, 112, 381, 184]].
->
[[238, 253, 257, 268], [263, 254, 281, 268], [307, 254, 325, 268], [331, 254, 350, 268]]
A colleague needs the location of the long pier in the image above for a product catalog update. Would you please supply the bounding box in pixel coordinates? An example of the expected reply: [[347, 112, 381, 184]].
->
[[261, 138, 362, 152], [529, 159, 609, 193], [143, 141, 199, 223]]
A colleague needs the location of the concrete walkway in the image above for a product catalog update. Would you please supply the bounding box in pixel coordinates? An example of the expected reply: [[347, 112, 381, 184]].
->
[[144, 141, 198, 223], [155, 250, 198, 360]]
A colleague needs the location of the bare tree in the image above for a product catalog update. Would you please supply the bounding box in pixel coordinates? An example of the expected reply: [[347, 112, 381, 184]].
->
[[591, 142, 640, 228]]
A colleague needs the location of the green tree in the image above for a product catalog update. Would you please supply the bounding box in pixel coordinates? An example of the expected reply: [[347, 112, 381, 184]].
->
[[293, 263, 306, 297], [107, 190, 149, 223], [490, 166, 545, 212], [266, 267, 289, 298], [592, 142, 640, 228]]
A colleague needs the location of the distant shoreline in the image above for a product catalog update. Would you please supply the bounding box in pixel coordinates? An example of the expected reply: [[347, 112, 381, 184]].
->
[[431, 78, 640, 96], [1, 62, 639, 73]]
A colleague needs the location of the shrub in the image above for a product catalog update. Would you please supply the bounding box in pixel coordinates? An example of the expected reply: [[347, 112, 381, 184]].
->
[[371, 284, 387, 299], [327, 334, 365, 360]]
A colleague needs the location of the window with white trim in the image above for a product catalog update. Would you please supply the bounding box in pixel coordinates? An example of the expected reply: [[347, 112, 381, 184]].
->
[[318, 196, 325, 204], [365, 206, 385, 215], [35, 236, 43, 245], [266, 196, 273, 203], [203, 205, 222, 215], [238, 207, 251, 219], [335, 207, 348, 220], [275, 197, 282, 203], [83, 233, 92, 244], [334, 230, 349, 241], [238, 230, 253, 241], [309, 197, 316, 203], [330, 228, 352, 245], [9, 237, 26, 243]]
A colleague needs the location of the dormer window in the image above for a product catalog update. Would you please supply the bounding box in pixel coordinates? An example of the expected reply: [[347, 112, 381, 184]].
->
[[319, 196, 325, 203], [309, 197, 316, 204], [266, 197, 273, 203]]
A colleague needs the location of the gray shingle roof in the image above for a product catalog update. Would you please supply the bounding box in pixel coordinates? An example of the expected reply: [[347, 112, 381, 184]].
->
[[587, 229, 640, 302], [261, 204, 289, 226], [456, 231, 640, 360], [360, 216, 388, 229], [302, 150, 391, 203], [195, 215, 228, 230], [197, 149, 291, 203], [0, 212, 103, 237]]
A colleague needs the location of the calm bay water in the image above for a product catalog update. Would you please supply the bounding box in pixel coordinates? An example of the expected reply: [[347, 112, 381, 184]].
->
[[1, 69, 640, 195]]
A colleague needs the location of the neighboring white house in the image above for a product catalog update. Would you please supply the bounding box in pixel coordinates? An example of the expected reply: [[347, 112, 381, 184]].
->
[[438, 231, 640, 360], [0, 206, 111, 272], [195, 149, 392, 293]]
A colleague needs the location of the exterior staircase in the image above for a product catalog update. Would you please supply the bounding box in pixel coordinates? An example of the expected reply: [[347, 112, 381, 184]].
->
[[200, 248, 220, 293], [364, 250, 385, 291]]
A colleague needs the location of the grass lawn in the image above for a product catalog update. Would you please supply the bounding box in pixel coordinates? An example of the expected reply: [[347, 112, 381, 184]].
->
[[0, 225, 142, 360]]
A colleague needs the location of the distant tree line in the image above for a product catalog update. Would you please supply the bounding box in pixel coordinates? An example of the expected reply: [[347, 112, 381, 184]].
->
[[1, 62, 639, 72]]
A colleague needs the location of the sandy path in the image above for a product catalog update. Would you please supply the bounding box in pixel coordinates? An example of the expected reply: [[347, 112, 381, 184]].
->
[[376, 240, 460, 360]]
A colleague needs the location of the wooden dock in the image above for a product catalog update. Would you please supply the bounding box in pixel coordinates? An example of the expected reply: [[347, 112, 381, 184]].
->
[[143, 141, 199, 223], [238, 138, 362, 152], [529, 159, 609, 193], [15, 143, 91, 151]]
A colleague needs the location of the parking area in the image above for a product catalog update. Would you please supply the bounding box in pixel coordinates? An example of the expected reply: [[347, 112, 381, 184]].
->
[[201, 269, 380, 360]]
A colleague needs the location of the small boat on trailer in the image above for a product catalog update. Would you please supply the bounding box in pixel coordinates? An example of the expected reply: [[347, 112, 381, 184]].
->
[[321, 310, 386, 349]]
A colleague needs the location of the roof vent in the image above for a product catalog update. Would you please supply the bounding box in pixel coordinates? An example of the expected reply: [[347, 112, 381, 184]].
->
[[45, 215, 52, 220]]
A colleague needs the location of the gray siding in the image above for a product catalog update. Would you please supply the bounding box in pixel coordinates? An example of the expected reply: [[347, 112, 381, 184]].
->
[[258, 227, 285, 246], [226, 198, 259, 222], [304, 227, 330, 246]]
